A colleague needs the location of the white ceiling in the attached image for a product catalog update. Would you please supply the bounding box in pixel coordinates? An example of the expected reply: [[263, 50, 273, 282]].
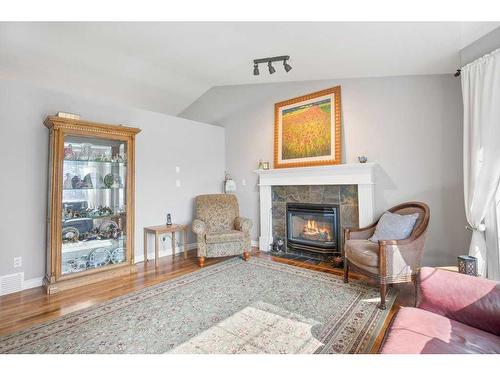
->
[[1, 22, 498, 116]]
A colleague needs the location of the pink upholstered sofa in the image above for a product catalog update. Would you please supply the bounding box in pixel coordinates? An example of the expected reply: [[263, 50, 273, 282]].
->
[[380, 267, 500, 354]]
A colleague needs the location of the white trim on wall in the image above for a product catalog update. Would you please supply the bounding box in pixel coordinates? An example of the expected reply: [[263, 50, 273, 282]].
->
[[23, 277, 44, 290], [134, 242, 198, 263]]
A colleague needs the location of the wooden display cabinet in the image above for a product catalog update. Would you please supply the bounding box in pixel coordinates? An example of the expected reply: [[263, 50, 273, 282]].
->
[[44, 116, 141, 294]]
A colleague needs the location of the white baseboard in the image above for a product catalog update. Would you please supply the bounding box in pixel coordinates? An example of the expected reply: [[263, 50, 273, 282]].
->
[[134, 242, 197, 263], [23, 276, 44, 290]]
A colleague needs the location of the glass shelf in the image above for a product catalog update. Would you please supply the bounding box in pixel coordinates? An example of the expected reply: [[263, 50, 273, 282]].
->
[[62, 236, 126, 254], [63, 187, 125, 191], [63, 213, 125, 223], [61, 237, 127, 275], [64, 159, 127, 165]]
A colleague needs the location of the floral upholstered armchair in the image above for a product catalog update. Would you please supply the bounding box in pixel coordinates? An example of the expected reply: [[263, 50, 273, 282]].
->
[[192, 194, 252, 267]]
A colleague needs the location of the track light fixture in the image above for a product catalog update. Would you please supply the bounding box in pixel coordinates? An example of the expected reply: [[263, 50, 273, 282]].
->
[[253, 55, 292, 75], [268, 61, 276, 74], [283, 60, 292, 73]]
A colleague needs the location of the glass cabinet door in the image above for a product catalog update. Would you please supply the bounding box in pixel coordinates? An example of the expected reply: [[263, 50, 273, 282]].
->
[[61, 135, 128, 275]]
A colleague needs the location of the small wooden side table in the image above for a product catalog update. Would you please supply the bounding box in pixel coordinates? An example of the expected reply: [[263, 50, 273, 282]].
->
[[143, 224, 189, 268]]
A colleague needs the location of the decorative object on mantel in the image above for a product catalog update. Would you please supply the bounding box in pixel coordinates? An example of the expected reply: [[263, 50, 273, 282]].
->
[[274, 86, 342, 169], [224, 172, 236, 193], [257, 159, 270, 170], [358, 155, 368, 163], [457, 255, 478, 276], [166, 213, 172, 226]]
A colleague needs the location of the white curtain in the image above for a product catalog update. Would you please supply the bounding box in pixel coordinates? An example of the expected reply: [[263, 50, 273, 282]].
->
[[461, 48, 500, 278]]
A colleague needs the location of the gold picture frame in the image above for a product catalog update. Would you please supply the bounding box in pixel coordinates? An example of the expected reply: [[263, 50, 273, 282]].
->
[[274, 86, 342, 168]]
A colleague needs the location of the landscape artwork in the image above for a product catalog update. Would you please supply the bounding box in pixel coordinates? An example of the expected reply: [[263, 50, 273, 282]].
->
[[281, 98, 331, 160], [274, 86, 342, 168]]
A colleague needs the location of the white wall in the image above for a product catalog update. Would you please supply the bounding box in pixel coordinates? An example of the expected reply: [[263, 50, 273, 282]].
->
[[0, 79, 225, 282], [181, 74, 470, 266]]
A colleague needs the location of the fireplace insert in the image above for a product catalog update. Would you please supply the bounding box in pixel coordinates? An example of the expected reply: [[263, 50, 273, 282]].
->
[[286, 202, 339, 254]]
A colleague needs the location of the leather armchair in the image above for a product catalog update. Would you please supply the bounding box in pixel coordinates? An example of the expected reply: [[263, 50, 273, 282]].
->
[[192, 194, 252, 267], [343, 202, 430, 309]]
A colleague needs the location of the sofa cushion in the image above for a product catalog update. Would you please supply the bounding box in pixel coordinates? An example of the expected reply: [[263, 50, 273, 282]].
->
[[418, 267, 500, 336], [345, 239, 379, 270], [380, 306, 500, 354], [369, 211, 419, 243], [206, 230, 244, 244]]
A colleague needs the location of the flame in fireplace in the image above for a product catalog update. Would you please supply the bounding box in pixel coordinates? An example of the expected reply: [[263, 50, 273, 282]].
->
[[303, 219, 332, 241]]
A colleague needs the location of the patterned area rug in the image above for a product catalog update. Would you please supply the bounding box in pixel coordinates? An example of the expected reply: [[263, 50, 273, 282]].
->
[[0, 257, 396, 354]]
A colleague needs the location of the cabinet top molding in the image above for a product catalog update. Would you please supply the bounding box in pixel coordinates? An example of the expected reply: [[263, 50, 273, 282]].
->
[[44, 116, 142, 135]]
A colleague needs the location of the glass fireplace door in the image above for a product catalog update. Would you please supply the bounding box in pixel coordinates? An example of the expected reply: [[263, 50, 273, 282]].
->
[[286, 203, 338, 251]]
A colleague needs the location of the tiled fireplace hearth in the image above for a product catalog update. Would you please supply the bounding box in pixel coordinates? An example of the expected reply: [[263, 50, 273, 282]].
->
[[255, 164, 376, 255]]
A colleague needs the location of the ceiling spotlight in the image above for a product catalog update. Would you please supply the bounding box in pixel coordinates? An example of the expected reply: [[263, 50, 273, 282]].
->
[[268, 62, 276, 74], [252, 55, 291, 76], [283, 60, 292, 73]]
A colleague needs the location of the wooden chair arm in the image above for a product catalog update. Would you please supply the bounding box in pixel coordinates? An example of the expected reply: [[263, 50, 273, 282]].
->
[[344, 223, 377, 241], [378, 233, 427, 279]]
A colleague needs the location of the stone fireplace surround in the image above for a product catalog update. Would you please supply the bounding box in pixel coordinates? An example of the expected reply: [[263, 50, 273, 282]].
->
[[272, 185, 358, 256], [254, 163, 376, 252]]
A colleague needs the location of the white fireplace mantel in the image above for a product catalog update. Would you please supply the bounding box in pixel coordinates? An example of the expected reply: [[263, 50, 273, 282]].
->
[[254, 163, 376, 251]]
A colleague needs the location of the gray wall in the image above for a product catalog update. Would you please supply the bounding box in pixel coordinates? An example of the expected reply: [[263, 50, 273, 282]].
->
[[0, 79, 225, 281], [460, 26, 500, 66], [181, 74, 469, 266]]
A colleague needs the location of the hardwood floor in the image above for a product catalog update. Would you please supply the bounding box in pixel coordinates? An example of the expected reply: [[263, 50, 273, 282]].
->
[[0, 248, 414, 352]]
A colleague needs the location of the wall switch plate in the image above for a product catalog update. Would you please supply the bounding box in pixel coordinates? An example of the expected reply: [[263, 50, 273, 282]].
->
[[175, 179, 181, 187], [242, 179, 246, 186], [175, 166, 180, 173], [13, 257, 22, 268]]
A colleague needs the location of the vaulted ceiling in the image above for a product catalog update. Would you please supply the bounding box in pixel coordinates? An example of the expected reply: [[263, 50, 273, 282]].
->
[[1, 22, 498, 116]]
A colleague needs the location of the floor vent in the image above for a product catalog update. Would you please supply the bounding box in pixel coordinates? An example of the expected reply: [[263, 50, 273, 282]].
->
[[0, 272, 24, 296]]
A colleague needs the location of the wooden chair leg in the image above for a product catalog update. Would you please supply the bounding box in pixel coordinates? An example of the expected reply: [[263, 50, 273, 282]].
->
[[198, 256, 205, 268], [414, 277, 418, 307], [243, 251, 250, 261], [379, 283, 387, 310], [343, 259, 349, 283]]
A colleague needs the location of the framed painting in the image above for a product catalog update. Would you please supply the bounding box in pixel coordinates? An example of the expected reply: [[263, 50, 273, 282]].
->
[[274, 86, 342, 168]]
